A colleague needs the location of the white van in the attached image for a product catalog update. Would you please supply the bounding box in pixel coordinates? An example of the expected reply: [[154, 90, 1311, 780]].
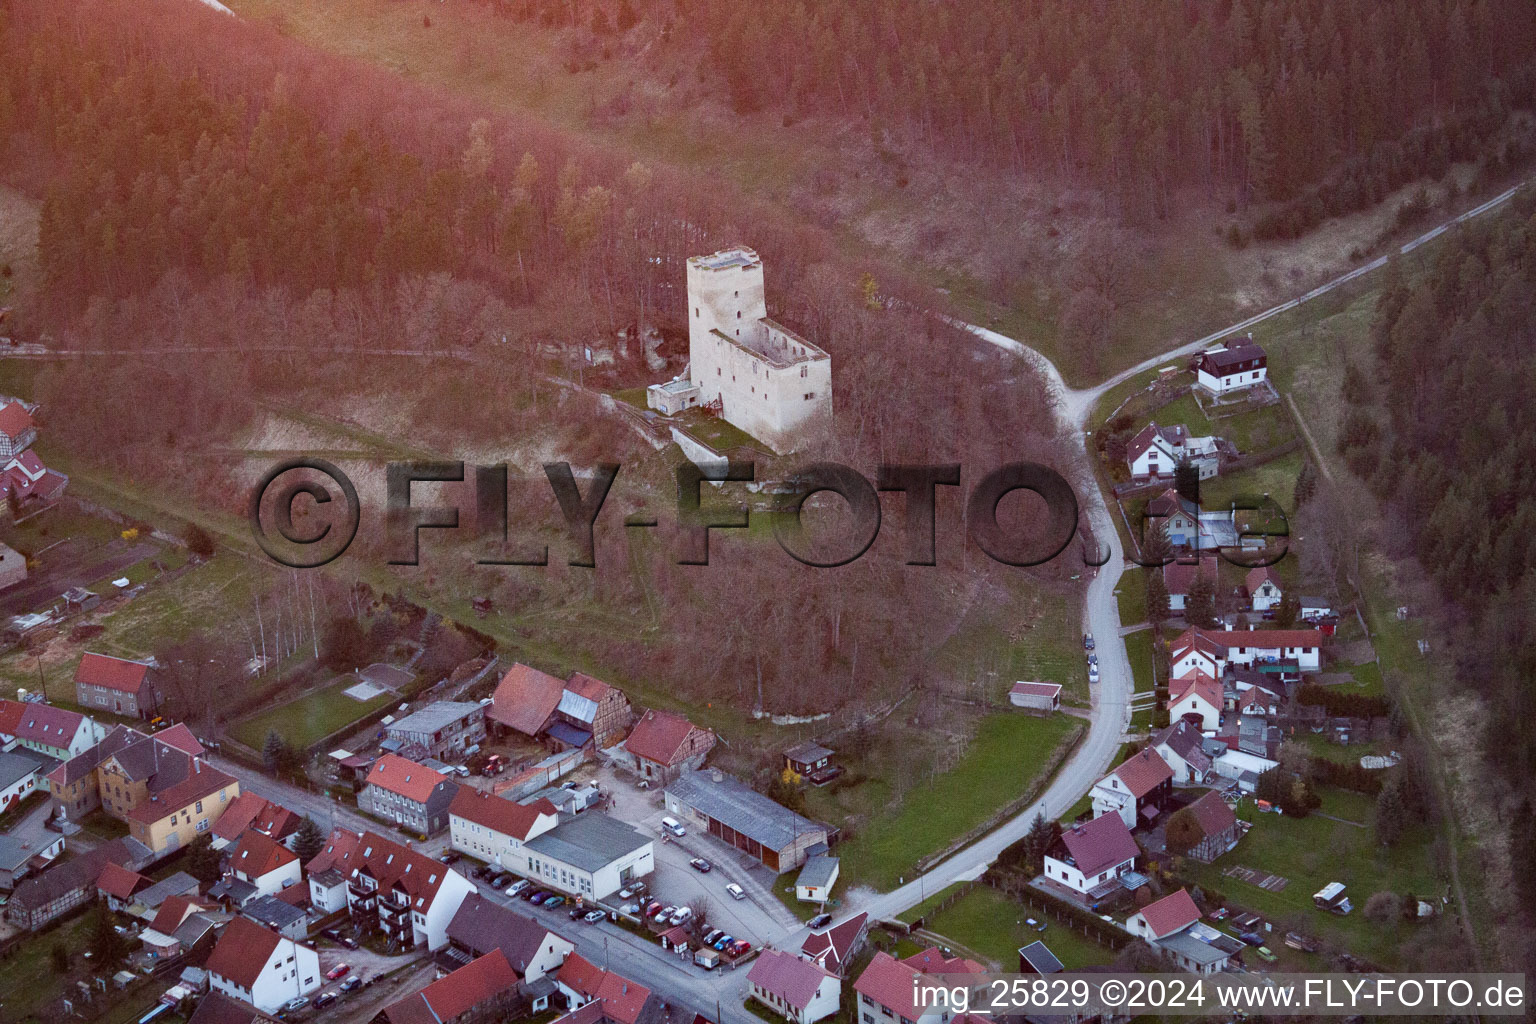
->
[[660, 816, 686, 837]]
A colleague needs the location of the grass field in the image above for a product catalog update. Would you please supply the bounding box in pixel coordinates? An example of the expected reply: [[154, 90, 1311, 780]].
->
[[922, 884, 1118, 970], [830, 712, 1079, 890], [1115, 567, 1147, 626], [228, 676, 395, 750], [1178, 794, 1443, 968]]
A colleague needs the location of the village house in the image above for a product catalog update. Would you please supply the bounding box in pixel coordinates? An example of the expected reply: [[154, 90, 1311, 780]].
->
[[0, 542, 25, 591], [1125, 887, 1239, 974], [1170, 626, 1323, 675], [449, 789, 561, 867], [242, 893, 309, 941], [0, 699, 106, 760], [1161, 558, 1212, 614], [4, 836, 152, 929], [375, 950, 522, 1024], [664, 768, 829, 872], [782, 741, 835, 778], [302, 827, 362, 913], [359, 753, 460, 836], [487, 663, 567, 739], [385, 702, 487, 761], [648, 248, 832, 453], [556, 673, 633, 750], [123, 757, 240, 857], [0, 830, 64, 889], [748, 948, 841, 1024], [853, 948, 986, 1024], [95, 861, 152, 911], [1042, 811, 1139, 898], [218, 828, 302, 905], [1125, 423, 1226, 481], [0, 449, 68, 508], [74, 652, 162, 720], [322, 830, 475, 951], [1168, 673, 1223, 732], [1246, 566, 1283, 613], [0, 746, 50, 814], [1091, 748, 1174, 830], [555, 953, 664, 1024], [1151, 719, 1215, 786], [206, 916, 322, 1014], [798, 912, 868, 977], [139, 893, 220, 960], [0, 399, 38, 459], [210, 792, 301, 851], [1008, 681, 1062, 713], [44, 722, 203, 820], [1176, 792, 1241, 863], [621, 709, 716, 783], [1195, 337, 1268, 395], [441, 892, 575, 984], [186, 992, 280, 1024]]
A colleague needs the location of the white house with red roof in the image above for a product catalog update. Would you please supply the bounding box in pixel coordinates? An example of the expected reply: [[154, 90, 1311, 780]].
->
[[853, 948, 986, 1024], [302, 827, 362, 912], [448, 787, 560, 866], [223, 829, 301, 903], [0, 400, 38, 460], [1126, 887, 1237, 974], [74, 652, 161, 720], [1168, 673, 1223, 732], [555, 953, 663, 1024], [799, 911, 869, 977], [333, 830, 475, 950], [1008, 681, 1061, 712], [748, 949, 840, 1024], [0, 449, 68, 507], [1091, 748, 1174, 829], [1169, 630, 1224, 679], [206, 917, 320, 1013], [1126, 887, 1201, 941], [358, 753, 460, 836], [0, 699, 105, 759], [1043, 812, 1139, 897]]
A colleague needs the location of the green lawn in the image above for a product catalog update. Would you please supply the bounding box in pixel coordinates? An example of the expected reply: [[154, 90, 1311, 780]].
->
[[1177, 794, 1443, 967], [922, 885, 1118, 970], [228, 675, 396, 750], [1115, 567, 1147, 626], [933, 583, 1088, 706], [896, 881, 968, 925], [1199, 450, 1306, 513], [832, 712, 1080, 890], [1124, 629, 1155, 695]]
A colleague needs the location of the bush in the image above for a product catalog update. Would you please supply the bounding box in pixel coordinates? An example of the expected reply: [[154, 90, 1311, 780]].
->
[[1363, 891, 1402, 923]]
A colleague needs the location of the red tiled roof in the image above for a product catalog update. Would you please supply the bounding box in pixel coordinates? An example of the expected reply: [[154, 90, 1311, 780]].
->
[[1009, 681, 1060, 698], [748, 949, 834, 1010], [0, 700, 23, 735], [74, 652, 153, 695], [623, 709, 709, 767], [1134, 887, 1201, 939], [96, 861, 150, 900], [124, 760, 237, 824], [252, 802, 300, 841], [1162, 557, 1218, 596], [7, 702, 86, 747], [556, 952, 607, 997], [230, 829, 298, 879], [900, 947, 985, 975], [1171, 628, 1224, 662], [304, 828, 361, 875], [1170, 675, 1222, 713], [488, 664, 565, 736], [1204, 628, 1321, 649], [0, 401, 32, 439], [350, 831, 454, 912], [564, 672, 618, 704], [800, 912, 868, 973], [1056, 812, 1139, 877], [1239, 688, 1278, 712], [366, 753, 451, 804], [449, 788, 557, 841], [205, 917, 284, 989], [154, 723, 205, 757], [383, 950, 518, 1024], [556, 954, 652, 1024], [1245, 565, 1281, 594], [1184, 791, 1238, 840], [149, 893, 201, 936], [854, 953, 922, 1019], [212, 793, 270, 842], [1107, 748, 1173, 799]]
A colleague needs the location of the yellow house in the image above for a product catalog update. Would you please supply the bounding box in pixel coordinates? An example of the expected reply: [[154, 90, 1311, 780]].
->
[[125, 764, 240, 856]]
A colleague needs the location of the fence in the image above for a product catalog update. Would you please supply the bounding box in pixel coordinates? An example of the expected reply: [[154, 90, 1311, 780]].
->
[[984, 871, 1133, 952]]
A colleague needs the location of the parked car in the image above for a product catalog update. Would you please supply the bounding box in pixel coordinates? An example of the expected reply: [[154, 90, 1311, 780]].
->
[[1238, 931, 1265, 946], [491, 872, 514, 888], [438, 851, 461, 864], [703, 929, 724, 945], [583, 910, 606, 923], [660, 816, 686, 837], [326, 964, 351, 981], [473, 865, 494, 880], [621, 902, 641, 916], [808, 913, 832, 930], [279, 997, 310, 1016], [544, 896, 566, 909], [313, 993, 338, 1011], [1254, 946, 1278, 963], [340, 977, 363, 994], [653, 904, 676, 921], [688, 858, 712, 873], [1087, 653, 1098, 666], [618, 884, 642, 899], [506, 879, 530, 897], [529, 891, 551, 905], [1083, 633, 1095, 650], [725, 883, 746, 901], [713, 934, 734, 951], [729, 940, 752, 957], [1088, 665, 1100, 684], [669, 907, 692, 926], [642, 900, 662, 918]]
